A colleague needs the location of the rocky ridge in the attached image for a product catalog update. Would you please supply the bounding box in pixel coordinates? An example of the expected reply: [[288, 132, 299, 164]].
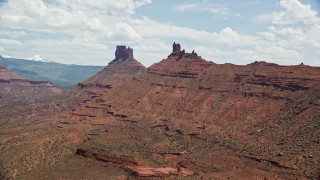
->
[[78, 45, 146, 88], [1, 43, 319, 179], [58, 43, 320, 179], [0, 64, 61, 102], [0, 63, 27, 80]]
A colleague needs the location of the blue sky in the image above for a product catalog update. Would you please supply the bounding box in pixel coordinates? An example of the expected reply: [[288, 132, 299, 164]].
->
[[0, 0, 319, 66]]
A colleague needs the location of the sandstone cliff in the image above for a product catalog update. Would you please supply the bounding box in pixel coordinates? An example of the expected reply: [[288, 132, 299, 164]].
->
[[78, 45, 146, 88], [56, 43, 320, 179], [0, 64, 61, 103]]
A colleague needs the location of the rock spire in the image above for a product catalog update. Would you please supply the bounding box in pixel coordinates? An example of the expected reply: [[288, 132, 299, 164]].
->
[[115, 45, 133, 60], [169, 42, 198, 59]]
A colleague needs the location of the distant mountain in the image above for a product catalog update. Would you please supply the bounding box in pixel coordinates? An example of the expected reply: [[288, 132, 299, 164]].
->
[[0, 55, 104, 88]]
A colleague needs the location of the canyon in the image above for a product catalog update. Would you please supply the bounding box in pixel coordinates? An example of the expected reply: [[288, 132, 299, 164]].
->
[[0, 43, 319, 179]]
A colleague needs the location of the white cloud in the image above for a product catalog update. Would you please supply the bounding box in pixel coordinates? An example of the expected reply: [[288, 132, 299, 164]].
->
[[258, 32, 275, 41], [174, 1, 243, 19], [267, 25, 320, 49], [236, 13, 245, 19], [195, 44, 304, 66], [271, 26, 303, 36], [255, 45, 303, 60], [0, 0, 318, 67], [258, 0, 319, 24], [54, 0, 152, 15], [0, 38, 23, 46], [2, 55, 11, 58], [0, 29, 26, 38], [218, 27, 257, 45], [175, 2, 229, 16], [0, 0, 151, 33], [116, 23, 142, 40], [16, 38, 111, 65], [253, 0, 319, 66], [134, 0, 152, 9], [0, 0, 151, 64], [133, 20, 258, 47]]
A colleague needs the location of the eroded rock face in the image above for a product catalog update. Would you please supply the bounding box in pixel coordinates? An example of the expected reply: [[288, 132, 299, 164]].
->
[[64, 43, 320, 179], [149, 42, 212, 78], [108, 45, 145, 72], [172, 42, 181, 53], [0, 64, 26, 80], [5, 42, 319, 179], [169, 42, 199, 60], [114, 45, 133, 61], [79, 45, 146, 87], [128, 167, 178, 177], [0, 64, 61, 103]]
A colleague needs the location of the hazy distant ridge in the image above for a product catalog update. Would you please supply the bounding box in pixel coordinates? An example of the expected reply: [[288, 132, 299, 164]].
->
[[0, 55, 104, 88]]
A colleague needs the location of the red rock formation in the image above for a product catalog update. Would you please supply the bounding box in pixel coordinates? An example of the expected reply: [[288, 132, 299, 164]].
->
[[128, 166, 178, 177], [149, 42, 212, 78], [108, 45, 144, 73], [78, 45, 146, 88], [169, 42, 182, 57], [64, 42, 320, 179], [172, 42, 181, 53], [169, 42, 199, 60], [0, 64, 61, 102], [114, 45, 134, 61], [0, 64, 26, 80], [3, 43, 319, 179]]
